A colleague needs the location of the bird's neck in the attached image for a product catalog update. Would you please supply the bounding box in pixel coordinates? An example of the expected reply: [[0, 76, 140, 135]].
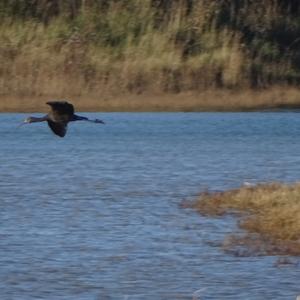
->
[[30, 116, 48, 123]]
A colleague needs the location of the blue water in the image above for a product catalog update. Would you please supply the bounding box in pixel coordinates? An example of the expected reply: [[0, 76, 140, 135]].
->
[[0, 112, 299, 300]]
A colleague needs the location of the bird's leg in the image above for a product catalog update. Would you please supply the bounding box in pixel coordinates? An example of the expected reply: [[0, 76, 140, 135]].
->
[[86, 118, 105, 124], [73, 114, 105, 124]]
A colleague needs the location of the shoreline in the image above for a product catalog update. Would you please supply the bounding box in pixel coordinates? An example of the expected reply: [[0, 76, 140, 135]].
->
[[1, 87, 300, 113]]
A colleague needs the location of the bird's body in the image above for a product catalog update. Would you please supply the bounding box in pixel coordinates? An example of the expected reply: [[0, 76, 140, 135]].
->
[[23, 101, 104, 137]]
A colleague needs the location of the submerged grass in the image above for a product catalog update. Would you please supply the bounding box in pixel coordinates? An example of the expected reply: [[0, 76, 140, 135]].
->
[[192, 183, 300, 256]]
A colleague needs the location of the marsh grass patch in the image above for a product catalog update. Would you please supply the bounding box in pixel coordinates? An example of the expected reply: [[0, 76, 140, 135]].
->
[[190, 183, 300, 256]]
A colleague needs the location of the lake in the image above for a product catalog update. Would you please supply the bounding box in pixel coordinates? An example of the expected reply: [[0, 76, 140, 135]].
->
[[0, 112, 299, 299]]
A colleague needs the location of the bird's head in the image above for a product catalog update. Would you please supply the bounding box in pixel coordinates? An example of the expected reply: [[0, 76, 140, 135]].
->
[[23, 116, 45, 123], [17, 116, 34, 128], [24, 117, 34, 123], [20, 116, 43, 126]]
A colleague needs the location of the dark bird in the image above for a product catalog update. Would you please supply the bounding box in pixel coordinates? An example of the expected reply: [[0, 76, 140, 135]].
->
[[22, 101, 104, 137]]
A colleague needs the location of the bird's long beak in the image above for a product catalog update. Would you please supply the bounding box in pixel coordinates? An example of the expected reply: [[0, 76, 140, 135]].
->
[[17, 120, 28, 128]]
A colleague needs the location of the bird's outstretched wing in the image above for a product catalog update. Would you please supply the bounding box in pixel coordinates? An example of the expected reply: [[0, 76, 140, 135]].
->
[[46, 101, 74, 116], [47, 120, 67, 137]]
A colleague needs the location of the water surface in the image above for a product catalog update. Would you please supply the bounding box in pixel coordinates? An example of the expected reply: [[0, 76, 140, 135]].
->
[[0, 112, 299, 299]]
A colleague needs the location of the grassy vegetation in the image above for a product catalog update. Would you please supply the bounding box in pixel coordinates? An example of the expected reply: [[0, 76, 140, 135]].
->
[[0, 1, 300, 110], [192, 183, 300, 256], [2, 87, 300, 112]]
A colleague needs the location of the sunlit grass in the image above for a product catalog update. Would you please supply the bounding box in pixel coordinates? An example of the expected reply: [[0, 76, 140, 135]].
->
[[192, 183, 300, 256]]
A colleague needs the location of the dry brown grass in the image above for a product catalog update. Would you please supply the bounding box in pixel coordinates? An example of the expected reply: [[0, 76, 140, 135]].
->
[[0, 1, 299, 108], [192, 182, 300, 256], [1, 86, 300, 112]]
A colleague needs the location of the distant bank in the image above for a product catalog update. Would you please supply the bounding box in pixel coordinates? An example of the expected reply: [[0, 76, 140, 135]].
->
[[1, 87, 300, 113]]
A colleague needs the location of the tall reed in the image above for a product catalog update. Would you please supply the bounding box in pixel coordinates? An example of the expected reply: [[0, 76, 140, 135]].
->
[[0, 0, 299, 101]]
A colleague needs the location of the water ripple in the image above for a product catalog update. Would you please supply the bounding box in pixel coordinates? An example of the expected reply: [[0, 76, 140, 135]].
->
[[0, 112, 299, 299]]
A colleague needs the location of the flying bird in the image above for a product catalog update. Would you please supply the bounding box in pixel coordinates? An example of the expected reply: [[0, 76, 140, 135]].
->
[[22, 101, 104, 137]]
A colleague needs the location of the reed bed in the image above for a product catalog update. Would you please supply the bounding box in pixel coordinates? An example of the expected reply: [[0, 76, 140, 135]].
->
[[192, 183, 300, 256], [0, 0, 299, 111], [2, 86, 300, 112]]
